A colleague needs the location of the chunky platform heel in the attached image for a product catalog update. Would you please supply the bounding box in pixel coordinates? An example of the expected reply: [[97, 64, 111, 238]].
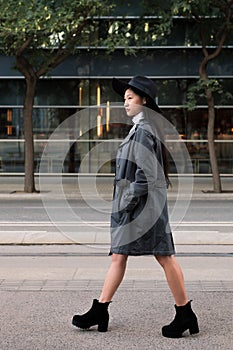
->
[[189, 321, 199, 335], [72, 299, 111, 332], [97, 319, 109, 332], [162, 300, 199, 338]]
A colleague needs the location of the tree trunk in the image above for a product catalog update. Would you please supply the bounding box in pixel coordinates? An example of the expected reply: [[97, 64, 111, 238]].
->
[[206, 88, 222, 192], [199, 60, 222, 193], [23, 76, 37, 193]]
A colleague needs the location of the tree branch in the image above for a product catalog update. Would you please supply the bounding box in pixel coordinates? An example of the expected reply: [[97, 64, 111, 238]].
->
[[36, 19, 89, 77], [208, 28, 228, 60], [200, 25, 208, 58], [15, 36, 33, 56], [15, 53, 37, 82], [199, 1, 232, 76]]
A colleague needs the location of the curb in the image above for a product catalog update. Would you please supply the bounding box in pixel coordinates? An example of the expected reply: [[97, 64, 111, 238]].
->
[[0, 192, 233, 200]]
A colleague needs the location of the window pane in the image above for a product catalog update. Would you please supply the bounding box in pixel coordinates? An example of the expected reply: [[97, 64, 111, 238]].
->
[[35, 79, 90, 106]]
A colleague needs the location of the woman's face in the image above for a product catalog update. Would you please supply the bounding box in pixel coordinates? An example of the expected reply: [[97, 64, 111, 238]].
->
[[124, 88, 146, 117]]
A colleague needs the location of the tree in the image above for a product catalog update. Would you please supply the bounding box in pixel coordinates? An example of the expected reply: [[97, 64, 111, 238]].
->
[[0, 0, 113, 192], [140, 0, 233, 192]]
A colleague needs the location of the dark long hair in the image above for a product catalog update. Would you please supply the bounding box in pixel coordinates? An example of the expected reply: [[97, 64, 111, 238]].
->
[[129, 86, 170, 183]]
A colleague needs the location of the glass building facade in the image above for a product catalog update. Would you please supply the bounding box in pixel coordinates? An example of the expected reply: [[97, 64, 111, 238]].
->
[[0, 11, 233, 175]]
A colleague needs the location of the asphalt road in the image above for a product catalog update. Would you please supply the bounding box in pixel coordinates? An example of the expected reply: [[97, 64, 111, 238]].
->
[[0, 198, 232, 245], [0, 197, 232, 222]]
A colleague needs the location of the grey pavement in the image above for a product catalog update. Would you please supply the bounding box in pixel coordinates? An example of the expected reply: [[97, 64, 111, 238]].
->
[[0, 289, 232, 350], [0, 176, 232, 349], [0, 244, 233, 350]]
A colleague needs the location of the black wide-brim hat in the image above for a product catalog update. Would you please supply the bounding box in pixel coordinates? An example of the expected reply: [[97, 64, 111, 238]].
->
[[112, 76, 161, 113]]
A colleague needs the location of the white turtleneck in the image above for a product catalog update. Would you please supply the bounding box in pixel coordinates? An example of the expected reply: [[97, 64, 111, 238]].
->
[[128, 112, 144, 135], [132, 112, 144, 125]]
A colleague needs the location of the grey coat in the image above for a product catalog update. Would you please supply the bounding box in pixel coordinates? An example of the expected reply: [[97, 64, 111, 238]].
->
[[110, 119, 175, 256]]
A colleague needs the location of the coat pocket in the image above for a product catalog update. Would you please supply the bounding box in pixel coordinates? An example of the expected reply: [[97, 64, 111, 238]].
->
[[117, 181, 139, 213]]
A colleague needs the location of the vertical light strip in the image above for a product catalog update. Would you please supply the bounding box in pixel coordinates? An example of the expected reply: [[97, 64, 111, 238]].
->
[[79, 86, 82, 106], [97, 83, 102, 137], [106, 101, 110, 132]]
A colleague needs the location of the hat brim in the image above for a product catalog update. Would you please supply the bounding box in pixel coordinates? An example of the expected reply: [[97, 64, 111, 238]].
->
[[112, 77, 161, 113], [112, 78, 128, 98]]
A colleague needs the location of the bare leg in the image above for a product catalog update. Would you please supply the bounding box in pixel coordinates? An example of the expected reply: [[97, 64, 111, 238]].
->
[[99, 253, 128, 303], [155, 255, 188, 306]]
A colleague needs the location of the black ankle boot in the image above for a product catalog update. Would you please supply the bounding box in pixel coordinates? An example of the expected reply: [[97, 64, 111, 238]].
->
[[72, 299, 111, 332], [162, 300, 199, 338]]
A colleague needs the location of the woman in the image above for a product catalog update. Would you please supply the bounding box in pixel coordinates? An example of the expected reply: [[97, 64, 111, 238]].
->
[[72, 76, 199, 338]]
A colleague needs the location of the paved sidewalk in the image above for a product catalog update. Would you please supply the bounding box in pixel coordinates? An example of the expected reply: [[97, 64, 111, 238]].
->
[[0, 244, 232, 350], [0, 175, 232, 199], [0, 244, 232, 283], [0, 289, 232, 350]]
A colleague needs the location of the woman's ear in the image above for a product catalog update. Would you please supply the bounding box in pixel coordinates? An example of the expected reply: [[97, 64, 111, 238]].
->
[[142, 97, 147, 105]]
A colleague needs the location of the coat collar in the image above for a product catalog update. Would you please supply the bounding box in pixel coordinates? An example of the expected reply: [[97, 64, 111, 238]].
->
[[119, 124, 138, 148]]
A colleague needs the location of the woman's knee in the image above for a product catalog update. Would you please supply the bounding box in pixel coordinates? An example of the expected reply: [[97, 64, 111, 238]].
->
[[155, 254, 174, 267], [111, 253, 128, 265]]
